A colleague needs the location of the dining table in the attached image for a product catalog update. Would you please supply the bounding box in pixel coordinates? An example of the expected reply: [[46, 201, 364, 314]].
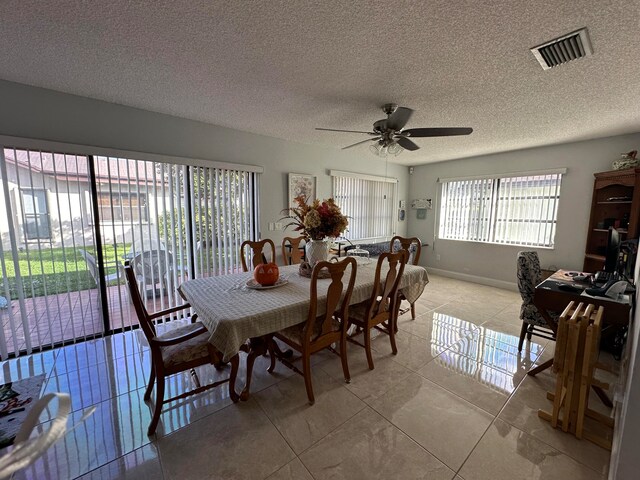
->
[[178, 259, 429, 399]]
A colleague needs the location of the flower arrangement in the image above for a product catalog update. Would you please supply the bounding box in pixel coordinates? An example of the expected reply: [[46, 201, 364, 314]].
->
[[282, 196, 349, 241]]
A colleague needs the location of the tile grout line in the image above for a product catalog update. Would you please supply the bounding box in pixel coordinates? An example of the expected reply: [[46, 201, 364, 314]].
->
[[252, 374, 367, 479], [491, 385, 611, 476]]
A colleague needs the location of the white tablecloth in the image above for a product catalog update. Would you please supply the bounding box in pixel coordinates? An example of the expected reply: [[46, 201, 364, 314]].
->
[[179, 262, 429, 361]]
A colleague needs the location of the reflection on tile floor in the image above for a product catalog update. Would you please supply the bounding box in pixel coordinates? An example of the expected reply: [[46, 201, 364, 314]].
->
[[0, 274, 613, 479]]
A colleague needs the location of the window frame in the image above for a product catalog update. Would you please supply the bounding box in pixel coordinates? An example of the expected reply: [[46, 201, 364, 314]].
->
[[20, 188, 52, 240], [437, 170, 565, 249], [330, 170, 398, 242], [97, 190, 149, 223]]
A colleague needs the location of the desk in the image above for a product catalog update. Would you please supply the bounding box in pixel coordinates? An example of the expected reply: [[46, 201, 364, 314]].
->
[[534, 275, 631, 332], [532, 271, 632, 405], [179, 262, 429, 398]]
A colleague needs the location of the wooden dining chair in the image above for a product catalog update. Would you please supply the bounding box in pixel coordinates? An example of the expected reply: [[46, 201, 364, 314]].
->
[[269, 257, 357, 404], [124, 263, 239, 435], [240, 239, 276, 272], [282, 236, 305, 265], [390, 235, 422, 319], [348, 250, 408, 370]]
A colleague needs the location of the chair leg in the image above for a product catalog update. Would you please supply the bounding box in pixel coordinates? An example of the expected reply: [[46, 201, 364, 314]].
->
[[388, 318, 398, 356], [228, 354, 240, 403], [364, 326, 374, 370], [410, 301, 416, 320], [148, 374, 165, 436], [144, 365, 155, 401], [518, 322, 528, 352], [340, 335, 350, 384], [526, 324, 533, 341], [302, 354, 315, 405]]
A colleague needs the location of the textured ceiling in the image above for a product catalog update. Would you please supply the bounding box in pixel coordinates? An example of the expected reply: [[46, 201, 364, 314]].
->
[[0, 1, 639, 165]]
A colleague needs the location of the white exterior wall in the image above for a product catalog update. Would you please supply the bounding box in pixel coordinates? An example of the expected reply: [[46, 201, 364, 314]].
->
[[1, 162, 172, 250]]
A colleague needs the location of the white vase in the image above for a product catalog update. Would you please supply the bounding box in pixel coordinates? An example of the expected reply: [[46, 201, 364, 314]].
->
[[305, 239, 329, 267]]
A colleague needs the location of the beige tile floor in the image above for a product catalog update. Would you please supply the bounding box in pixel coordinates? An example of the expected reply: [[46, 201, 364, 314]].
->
[[0, 274, 615, 479]]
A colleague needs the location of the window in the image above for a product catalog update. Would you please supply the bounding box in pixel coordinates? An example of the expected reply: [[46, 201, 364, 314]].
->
[[21, 189, 51, 239], [97, 191, 148, 222], [331, 170, 396, 240], [438, 171, 563, 247]]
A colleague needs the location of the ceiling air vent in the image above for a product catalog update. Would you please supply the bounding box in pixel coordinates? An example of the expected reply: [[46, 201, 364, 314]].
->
[[531, 27, 593, 70]]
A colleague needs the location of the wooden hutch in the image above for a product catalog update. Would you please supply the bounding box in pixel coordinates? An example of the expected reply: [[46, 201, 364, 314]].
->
[[583, 167, 640, 273]]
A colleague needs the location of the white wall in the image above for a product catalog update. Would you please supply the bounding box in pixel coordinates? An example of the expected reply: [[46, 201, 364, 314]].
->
[[406, 133, 640, 286], [609, 252, 640, 479], [0, 80, 409, 259]]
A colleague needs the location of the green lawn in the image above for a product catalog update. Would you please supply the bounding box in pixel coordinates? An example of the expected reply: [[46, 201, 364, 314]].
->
[[2, 244, 131, 300]]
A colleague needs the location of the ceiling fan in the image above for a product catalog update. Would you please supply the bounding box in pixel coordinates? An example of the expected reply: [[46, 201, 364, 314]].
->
[[316, 103, 473, 157]]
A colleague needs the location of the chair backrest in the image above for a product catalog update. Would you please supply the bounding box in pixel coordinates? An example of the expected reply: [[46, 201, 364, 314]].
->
[[390, 236, 421, 265], [282, 236, 305, 266], [240, 239, 276, 272], [78, 248, 99, 285], [304, 257, 357, 345], [517, 251, 542, 305], [123, 263, 157, 342], [364, 251, 408, 322], [131, 250, 172, 285]]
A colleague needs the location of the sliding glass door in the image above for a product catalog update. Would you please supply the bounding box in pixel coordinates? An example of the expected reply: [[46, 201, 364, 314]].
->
[[0, 148, 102, 357], [0, 146, 259, 358]]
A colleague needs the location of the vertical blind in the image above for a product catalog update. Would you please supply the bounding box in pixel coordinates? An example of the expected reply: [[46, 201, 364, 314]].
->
[[189, 165, 258, 278], [439, 172, 563, 247], [0, 148, 100, 358], [332, 172, 397, 240], [0, 147, 259, 359]]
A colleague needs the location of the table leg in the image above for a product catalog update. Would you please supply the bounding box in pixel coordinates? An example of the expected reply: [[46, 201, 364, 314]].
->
[[240, 337, 268, 401], [239, 336, 295, 401]]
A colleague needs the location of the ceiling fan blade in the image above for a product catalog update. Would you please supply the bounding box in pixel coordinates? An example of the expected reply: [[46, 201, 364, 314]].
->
[[386, 107, 414, 131], [402, 127, 473, 137], [373, 119, 387, 133], [316, 127, 375, 135], [342, 138, 378, 150], [396, 137, 420, 151]]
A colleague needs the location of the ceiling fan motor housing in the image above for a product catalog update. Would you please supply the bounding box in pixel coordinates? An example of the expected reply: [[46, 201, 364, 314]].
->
[[382, 103, 399, 115]]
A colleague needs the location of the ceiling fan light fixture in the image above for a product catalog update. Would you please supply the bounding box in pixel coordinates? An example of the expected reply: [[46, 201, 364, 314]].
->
[[369, 142, 388, 158], [387, 142, 404, 156]]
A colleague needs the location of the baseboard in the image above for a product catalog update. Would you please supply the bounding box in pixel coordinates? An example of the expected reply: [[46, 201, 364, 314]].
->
[[427, 267, 518, 292]]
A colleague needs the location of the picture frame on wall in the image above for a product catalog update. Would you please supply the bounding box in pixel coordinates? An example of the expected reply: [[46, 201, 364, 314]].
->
[[288, 173, 316, 207]]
